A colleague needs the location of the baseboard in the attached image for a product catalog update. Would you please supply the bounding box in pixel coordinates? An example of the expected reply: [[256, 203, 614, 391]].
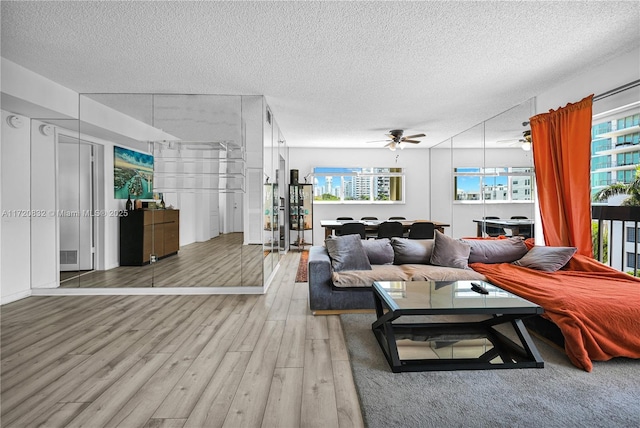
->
[[1, 289, 32, 305], [313, 309, 376, 316], [31, 286, 266, 296]]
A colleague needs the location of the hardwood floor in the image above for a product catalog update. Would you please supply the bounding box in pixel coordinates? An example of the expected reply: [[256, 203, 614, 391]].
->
[[59, 233, 265, 288], [1, 252, 364, 428]]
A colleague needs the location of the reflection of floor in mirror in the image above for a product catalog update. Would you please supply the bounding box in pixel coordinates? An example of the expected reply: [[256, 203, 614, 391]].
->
[[59, 270, 93, 283], [59, 233, 264, 288]]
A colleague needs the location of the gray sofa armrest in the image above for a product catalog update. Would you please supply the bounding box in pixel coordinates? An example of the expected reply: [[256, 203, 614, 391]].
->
[[308, 246, 334, 311], [308, 245, 375, 312]]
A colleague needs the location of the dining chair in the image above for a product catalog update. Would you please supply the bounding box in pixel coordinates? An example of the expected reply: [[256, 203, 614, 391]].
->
[[376, 221, 404, 239], [388, 216, 406, 220], [510, 216, 533, 238], [336, 222, 366, 239], [336, 217, 354, 220], [361, 216, 378, 220], [483, 216, 506, 237], [408, 222, 435, 239]]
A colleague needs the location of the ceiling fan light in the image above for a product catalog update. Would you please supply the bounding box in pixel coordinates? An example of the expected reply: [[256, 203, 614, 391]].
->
[[521, 141, 532, 151], [388, 142, 397, 151]]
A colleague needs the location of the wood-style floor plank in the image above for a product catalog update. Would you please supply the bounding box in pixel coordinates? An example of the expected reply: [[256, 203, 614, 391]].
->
[[300, 339, 340, 428], [261, 367, 304, 428], [0, 251, 365, 428], [222, 320, 286, 428], [153, 313, 244, 419]]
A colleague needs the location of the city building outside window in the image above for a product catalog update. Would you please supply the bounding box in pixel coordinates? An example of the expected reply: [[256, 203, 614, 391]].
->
[[454, 167, 534, 203], [312, 167, 404, 203]]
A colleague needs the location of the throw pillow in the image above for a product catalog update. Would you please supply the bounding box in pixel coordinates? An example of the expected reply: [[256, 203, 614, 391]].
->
[[324, 234, 372, 272], [512, 246, 577, 272], [464, 237, 529, 264], [362, 238, 395, 265], [390, 238, 434, 264], [429, 230, 471, 270]]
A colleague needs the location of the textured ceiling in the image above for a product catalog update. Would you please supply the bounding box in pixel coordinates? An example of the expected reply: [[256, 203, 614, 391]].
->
[[2, 1, 639, 148]]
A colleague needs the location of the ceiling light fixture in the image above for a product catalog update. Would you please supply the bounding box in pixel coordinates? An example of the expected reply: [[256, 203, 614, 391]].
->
[[388, 141, 397, 151], [521, 130, 532, 151]]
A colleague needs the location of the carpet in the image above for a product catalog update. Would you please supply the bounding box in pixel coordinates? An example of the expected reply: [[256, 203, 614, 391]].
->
[[295, 250, 309, 282], [340, 313, 640, 428]]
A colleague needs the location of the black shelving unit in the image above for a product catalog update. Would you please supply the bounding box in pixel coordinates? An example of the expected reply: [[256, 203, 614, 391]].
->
[[289, 183, 313, 251]]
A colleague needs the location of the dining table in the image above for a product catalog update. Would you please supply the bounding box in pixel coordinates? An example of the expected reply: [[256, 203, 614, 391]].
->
[[320, 219, 450, 239], [472, 218, 534, 238]]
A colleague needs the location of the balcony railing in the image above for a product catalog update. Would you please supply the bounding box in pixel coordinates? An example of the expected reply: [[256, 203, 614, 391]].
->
[[592, 206, 640, 277]]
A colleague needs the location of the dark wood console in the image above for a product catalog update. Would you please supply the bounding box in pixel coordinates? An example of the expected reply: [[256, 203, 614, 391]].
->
[[119, 209, 180, 266]]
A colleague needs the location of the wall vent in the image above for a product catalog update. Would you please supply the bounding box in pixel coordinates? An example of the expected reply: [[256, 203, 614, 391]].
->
[[60, 250, 78, 265]]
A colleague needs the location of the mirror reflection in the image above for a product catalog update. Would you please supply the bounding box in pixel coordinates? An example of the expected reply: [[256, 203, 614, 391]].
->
[[432, 98, 536, 239], [30, 93, 280, 289]]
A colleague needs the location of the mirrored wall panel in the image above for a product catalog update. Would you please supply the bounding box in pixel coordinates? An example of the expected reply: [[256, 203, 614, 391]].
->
[[27, 93, 273, 289], [431, 98, 536, 239]]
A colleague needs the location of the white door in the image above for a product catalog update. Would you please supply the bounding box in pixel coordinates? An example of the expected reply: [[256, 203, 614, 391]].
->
[[58, 140, 94, 271], [232, 192, 243, 233]]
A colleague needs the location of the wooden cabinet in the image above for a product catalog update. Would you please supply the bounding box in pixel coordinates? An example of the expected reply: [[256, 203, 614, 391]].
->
[[119, 209, 180, 266]]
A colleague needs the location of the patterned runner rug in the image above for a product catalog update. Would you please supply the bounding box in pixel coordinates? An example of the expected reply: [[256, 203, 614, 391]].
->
[[295, 250, 309, 282]]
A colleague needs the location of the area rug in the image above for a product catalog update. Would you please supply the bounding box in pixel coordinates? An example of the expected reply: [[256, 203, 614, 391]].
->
[[295, 250, 309, 282], [340, 313, 640, 428]]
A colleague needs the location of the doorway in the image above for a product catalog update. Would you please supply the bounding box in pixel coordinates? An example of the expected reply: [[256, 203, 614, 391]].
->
[[58, 136, 95, 279]]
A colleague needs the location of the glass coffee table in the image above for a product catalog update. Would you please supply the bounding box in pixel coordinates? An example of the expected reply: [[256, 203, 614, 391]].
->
[[372, 280, 544, 372]]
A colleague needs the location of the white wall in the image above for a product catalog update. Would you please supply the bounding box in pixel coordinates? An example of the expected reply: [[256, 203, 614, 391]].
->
[[288, 147, 431, 244], [30, 119, 58, 287], [537, 46, 640, 114], [1, 111, 32, 303]]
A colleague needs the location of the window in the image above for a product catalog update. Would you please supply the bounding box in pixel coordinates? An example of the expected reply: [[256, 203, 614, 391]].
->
[[627, 227, 639, 243], [617, 113, 640, 130], [626, 252, 640, 269], [616, 132, 639, 146], [454, 167, 534, 202], [312, 167, 404, 203], [616, 169, 636, 183]]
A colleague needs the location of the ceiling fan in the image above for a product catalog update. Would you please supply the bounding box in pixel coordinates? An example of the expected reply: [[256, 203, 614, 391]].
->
[[367, 129, 426, 151], [496, 130, 532, 151]]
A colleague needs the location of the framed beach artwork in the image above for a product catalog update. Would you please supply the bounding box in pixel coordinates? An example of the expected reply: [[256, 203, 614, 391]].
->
[[113, 146, 154, 199]]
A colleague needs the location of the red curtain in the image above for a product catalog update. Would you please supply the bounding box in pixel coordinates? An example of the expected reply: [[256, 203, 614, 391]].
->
[[529, 95, 594, 257]]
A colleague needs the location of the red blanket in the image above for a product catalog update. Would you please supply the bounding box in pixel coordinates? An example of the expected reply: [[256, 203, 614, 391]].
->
[[471, 255, 640, 371]]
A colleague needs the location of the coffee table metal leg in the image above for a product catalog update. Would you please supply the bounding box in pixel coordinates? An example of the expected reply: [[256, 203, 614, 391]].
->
[[512, 318, 544, 365]]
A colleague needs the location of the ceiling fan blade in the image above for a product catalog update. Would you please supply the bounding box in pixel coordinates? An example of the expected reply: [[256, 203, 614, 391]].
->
[[402, 140, 421, 144], [383, 142, 393, 148], [403, 133, 425, 140], [366, 139, 392, 143]]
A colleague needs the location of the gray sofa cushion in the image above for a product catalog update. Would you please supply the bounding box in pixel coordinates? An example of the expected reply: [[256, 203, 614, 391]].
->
[[463, 237, 528, 264], [325, 234, 372, 272], [362, 238, 395, 265], [513, 246, 577, 271], [404, 264, 486, 282], [332, 265, 410, 287], [429, 230, 471, 270], [391, 238, 434, 264]]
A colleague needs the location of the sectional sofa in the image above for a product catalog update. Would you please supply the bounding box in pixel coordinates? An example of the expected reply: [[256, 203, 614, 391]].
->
[[308, 232, 528, 313]]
